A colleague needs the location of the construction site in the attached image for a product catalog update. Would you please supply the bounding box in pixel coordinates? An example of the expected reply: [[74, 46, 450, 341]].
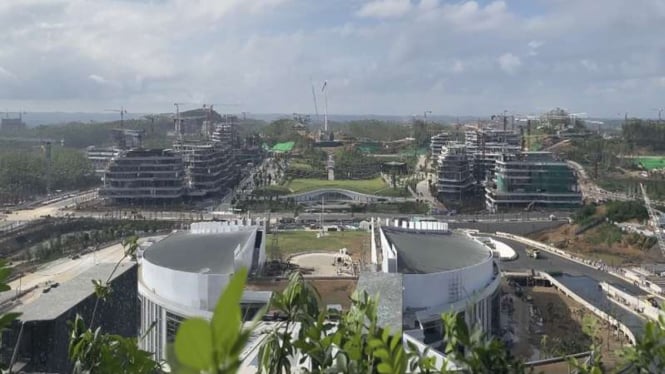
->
[[431, 111, 585, 212]]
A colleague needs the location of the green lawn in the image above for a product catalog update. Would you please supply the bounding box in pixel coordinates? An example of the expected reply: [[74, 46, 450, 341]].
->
[[635, 156, 665, 170], [285, 177, 409, 197], [266, 230, 368, 258]]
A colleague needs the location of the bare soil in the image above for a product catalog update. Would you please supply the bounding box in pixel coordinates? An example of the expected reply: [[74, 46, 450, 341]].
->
[[503, 283, 626, 372], [529, 223, 664, 266], [246, 278, 357, 310]]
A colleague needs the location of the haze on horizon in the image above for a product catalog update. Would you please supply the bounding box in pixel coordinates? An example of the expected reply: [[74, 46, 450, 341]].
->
[[1, 0, 664, 118]]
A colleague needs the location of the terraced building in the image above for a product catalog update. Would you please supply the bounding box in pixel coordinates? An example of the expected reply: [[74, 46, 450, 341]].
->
[[485, 151, 582, 212]]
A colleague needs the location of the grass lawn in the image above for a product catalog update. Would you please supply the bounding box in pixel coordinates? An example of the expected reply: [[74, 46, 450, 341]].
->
[[266, 230, 368, 259], [635, 156, 665, 170], [285, 177, 409, 197]]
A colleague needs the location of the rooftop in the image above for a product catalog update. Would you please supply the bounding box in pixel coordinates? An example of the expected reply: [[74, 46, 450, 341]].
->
[[382, 228, 490, 274], [14, 262, 135, 322], [142, 230, 254, 274]]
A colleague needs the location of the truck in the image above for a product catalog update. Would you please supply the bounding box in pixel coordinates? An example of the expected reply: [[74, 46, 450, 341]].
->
[[526, 247, 540, 259]]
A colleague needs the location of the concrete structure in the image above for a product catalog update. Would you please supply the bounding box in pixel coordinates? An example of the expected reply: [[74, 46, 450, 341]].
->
[[464, 129, 521, 184], [86, 146, 120, 176], [361, 219, 500, 352], [0, 262, 138, 373], [174, 141, 236, 197], [485, 151, 582, 212], [436, 143, 474, 202], [139, 221, 270, 361], [101, 148, 186, 203], [430, 132, 451, 160]]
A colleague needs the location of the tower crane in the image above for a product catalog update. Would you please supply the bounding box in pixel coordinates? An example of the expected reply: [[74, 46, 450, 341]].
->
[[640, 183, 665, 257], [105, 107, 128, 129]]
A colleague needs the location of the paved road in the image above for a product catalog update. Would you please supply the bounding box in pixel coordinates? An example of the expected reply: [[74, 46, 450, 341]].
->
[[496, 236, 647, 337]]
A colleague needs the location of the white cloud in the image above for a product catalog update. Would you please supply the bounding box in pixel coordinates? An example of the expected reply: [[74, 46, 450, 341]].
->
[[88, 74, 109, 85], [528, 40, 543, 49], [0, 0, 664, 116], [498, 53, 522, 74], [357, 0, 412, 19]]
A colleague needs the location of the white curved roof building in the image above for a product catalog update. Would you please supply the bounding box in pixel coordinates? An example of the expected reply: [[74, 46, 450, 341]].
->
[[139, 221, 269, 361], [361, 219, 500, 350]]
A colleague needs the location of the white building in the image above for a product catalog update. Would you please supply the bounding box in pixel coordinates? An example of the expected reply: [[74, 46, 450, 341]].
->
[[361, 219, 500, 352], [139, 221, 269, 361]]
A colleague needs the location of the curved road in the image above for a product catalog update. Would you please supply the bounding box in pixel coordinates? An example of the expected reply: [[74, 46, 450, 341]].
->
[[495, 236, 647, 337]]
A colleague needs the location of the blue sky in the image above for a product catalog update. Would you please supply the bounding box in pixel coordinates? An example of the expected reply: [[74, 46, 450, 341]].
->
[[1, 0, 665, 118]]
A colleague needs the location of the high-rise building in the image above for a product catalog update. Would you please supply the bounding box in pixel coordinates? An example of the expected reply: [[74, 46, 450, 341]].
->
[[485, 151, 582, 212], [436, 142, 474, 202], [101, 149, 185, 203]]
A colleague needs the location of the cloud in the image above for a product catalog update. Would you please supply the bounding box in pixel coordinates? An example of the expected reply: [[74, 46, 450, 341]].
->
[[498, 53, 522, 74], [0, 0, 664, 116], [88, 74, 110, 85], [356, 0, 412, 19]]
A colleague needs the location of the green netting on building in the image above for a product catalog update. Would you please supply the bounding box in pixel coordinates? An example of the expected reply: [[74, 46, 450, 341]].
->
[[496, 165, 576, 193], [271, 141, 295, 152], [636, 157, 665, 170]]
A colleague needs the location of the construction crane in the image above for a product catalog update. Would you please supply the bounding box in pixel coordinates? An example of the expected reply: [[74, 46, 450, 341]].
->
[[640, 183, 665, 257], [105, 107, 128, 129], [321, 80, 329, 132], [310, 78, 320, 123], [173, 103, 186, 141]]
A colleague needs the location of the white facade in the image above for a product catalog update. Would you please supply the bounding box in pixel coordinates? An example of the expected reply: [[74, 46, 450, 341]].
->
[[139, 221, 269, 361], [377, 220, 500, 337]]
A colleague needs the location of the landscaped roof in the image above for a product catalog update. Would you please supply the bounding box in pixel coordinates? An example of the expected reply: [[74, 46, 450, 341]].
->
[[271, 141, 295, 152]]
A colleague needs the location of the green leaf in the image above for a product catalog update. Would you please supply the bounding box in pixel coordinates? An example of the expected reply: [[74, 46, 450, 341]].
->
[[377, 362, 393, 373], [211, 267, 248, 356], [0, 312, 20, 331], [174, 318, 213, 371]]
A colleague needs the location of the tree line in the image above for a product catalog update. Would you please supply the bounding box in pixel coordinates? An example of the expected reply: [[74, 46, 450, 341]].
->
[[0, 147, 98, 203]]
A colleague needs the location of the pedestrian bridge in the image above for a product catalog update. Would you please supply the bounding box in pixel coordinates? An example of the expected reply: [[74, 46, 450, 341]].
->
[[278, 188, 414, 203]]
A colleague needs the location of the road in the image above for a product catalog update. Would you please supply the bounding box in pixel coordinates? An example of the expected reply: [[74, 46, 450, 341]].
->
[[497, 236, 647, 337]]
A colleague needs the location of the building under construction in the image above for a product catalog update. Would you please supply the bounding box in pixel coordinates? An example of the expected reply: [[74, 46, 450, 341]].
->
[[436, 142, 475, 202], [101, 149, 186, 203], [465, 129, 521, 184], [173, 141, 236, 197], [430, 132, 451, 160], [485, 151, 582, 212]]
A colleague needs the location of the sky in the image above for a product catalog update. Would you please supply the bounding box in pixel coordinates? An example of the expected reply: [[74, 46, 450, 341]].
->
[[1, 0, 665, 118]]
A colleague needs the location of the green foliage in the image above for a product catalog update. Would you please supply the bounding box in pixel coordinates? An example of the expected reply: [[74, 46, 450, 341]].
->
[[339, 120, 412, 142], [623, 119, 665, 151], [621, 315, 665, 372], [574, 204, 598, 225], [172, 268, 262, 373], [605, 200, 648, 222], [68, 315, 159, 374], [441, 313, 525, 373], [0, 259, 21, 370], [0, 147, 97, 203], [335, 148, 382, 179]]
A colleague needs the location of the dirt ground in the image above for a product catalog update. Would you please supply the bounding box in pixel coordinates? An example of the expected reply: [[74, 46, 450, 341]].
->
[[246, 278, 357, 310], [501, 282, 626, 372], [529, 223, 664, 266]]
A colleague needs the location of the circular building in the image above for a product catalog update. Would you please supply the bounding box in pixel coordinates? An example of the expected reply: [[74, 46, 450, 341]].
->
[[363, 220, 500, 346], [138, 221, 269, 361]]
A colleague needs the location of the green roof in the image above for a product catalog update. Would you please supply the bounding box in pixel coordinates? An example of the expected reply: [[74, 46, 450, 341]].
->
[[636, 157, 665, 170], [271, 141, 295, 152]]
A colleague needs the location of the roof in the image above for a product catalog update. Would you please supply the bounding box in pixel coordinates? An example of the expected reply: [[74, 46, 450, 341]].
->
[[382, 229, 490, 274], [271, 141, 295, 152], [356, 272, 403, 332], [15, 262, 135, 322], [142, 230, 254, 274]]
